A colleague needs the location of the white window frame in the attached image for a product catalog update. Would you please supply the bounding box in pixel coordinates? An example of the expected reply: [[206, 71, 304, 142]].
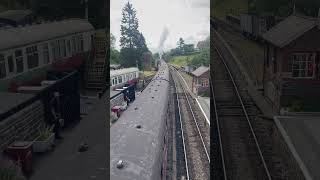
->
[[42, 43, 50, 65], [26, 45, 39, 69], [15, 49, 24, 73], [0, 54, 6, 79], [292, 53, 315, 79], [5, 52, 15, 76]]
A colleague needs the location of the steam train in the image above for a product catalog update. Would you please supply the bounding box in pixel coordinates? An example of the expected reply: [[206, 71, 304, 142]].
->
[[110, 60, 169, 180]]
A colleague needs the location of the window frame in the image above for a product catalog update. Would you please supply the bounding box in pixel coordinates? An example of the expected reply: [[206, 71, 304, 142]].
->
[[26, 45, 39, 69], [291, 53, 315, 79], [15, 49, 24, 73], [0, 54, 6, 79]]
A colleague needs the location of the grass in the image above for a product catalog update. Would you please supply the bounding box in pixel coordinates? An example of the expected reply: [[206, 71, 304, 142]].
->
[[170, 54, 199, 68], [212, 0, 248, 19], [142, 71, 156, 77]]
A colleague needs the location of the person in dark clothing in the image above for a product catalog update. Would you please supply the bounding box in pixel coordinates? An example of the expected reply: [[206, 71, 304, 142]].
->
[[50, 92, 63, 139]]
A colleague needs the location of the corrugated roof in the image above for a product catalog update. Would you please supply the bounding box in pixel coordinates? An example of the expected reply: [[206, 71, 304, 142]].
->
[[0, 19, 94, 51], [0, 10, 33, 21], [192, 66, 209, 77], [263, 15, 318, 48], [110, 67, 139, 77]]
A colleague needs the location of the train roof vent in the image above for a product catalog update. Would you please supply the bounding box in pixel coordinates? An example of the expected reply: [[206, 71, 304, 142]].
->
[[116, 160, 125, 169]]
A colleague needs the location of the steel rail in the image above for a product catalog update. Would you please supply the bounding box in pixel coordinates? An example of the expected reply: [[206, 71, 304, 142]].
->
[[213, 44, 272, 180], [172, 68, 190, 180], [171, 66, 210, 164], [210, 74, 227, 180]]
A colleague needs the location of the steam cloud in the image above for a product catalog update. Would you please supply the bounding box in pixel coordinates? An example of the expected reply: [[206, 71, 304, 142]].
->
[[158, 26, 169, 57]]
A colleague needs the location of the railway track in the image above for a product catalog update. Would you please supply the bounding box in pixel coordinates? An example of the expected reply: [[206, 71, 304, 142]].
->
[[211, 43, 272, 180], [171, 66, 210, 180]]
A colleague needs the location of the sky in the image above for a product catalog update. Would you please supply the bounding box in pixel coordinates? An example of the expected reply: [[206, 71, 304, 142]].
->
[[110, 0, 210, 53]]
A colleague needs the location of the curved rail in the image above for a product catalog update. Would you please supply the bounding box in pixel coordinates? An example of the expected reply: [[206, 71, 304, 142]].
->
[[171, 66, 210, 163], [210, 76, 227, 179], [173, 68, 210, 126], [173, 72, 190, 180], [213, 44, 272, 180]]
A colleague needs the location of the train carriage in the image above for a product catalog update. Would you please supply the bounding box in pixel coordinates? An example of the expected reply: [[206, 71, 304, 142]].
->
[[110, 67, 139, 90], [0, 19, 95, 91], [110, 61, 169, 180]]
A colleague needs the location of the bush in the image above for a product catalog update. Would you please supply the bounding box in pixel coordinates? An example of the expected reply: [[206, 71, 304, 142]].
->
[[289, 100, 303, 112]]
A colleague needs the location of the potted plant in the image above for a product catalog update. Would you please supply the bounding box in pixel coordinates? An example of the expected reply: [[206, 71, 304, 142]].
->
[[32, 126, 55, 153], [0, 155, 26, 180]]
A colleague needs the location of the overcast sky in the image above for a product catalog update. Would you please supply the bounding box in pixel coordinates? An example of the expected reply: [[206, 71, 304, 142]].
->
[[110, 0, 210, 53]]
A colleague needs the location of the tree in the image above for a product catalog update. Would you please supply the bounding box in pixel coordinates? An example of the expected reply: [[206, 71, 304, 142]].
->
[[110, 33, 116, 49], [177, 38, 185, 53], [120, 2, 140, 49], [183, 44, 195, 54], [119, 2, 150, 69]]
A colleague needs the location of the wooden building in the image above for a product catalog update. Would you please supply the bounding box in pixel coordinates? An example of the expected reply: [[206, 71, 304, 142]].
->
[[191, 66, 210, 96], [262, 14, 320, 112]]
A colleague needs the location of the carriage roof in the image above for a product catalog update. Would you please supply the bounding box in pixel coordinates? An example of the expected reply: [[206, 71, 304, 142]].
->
[[0, 19, 94, 51], [110, 67, 139, 77]]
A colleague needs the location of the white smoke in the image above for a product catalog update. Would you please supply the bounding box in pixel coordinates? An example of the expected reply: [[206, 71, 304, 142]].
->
[[158, 26, 169, 58]]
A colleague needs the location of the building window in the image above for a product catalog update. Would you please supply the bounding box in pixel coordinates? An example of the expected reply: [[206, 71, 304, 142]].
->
[[59, 39, 66, 57], [42, 43, 50, 64], [7, 55, 14, 73], [15, 50, 24, 73], [292, 53, 315, 78], [0, 54, 6, 78], [26, 46, 39, 69], [202, 79, 209, 87]]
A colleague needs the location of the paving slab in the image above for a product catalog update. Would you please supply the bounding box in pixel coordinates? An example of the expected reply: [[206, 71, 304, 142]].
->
[[30, 92, 108, 180], [275, 115, 320, 180]]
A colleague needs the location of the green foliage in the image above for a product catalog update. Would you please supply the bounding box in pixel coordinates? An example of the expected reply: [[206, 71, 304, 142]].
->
[[119, 2, 150, 68], [289, 100, 304, 112], [110, 49, 120, 64], [38, 126, 54, 141]]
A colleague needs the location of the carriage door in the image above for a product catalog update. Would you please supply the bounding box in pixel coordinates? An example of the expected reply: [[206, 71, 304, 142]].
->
[[6, 53, 15, 77]]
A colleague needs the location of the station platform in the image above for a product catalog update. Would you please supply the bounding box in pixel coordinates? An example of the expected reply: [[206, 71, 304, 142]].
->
[[30, 91, 108, 180], [275, 115, 320, 180], [197, 96, 210, 124]]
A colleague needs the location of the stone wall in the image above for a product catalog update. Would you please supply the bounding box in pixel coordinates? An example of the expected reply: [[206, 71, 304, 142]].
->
[[110, 93, 124, 110], [0, 100, 45, 150]]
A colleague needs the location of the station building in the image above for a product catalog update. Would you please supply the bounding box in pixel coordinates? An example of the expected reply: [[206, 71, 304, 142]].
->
[[262, 14, 320, 112], [191, 66, 210, 96]]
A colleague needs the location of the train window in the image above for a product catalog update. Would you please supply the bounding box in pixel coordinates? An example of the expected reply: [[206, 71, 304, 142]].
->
[[15, 50, 24, 73], [51, 41, 60, 61], [59, 39, 66, 57], [76, 35, 81, 52], [79, 34, 84, 51], [115, 77, 118, 85], [42, 43, 50, 64], [0, 54, 6, 78], [71, 36, 76, 54], [26, 46, 39, 69], [7, 55, 14, 73], [67, 40, 71, 56], [118, 76, 122, 83]]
